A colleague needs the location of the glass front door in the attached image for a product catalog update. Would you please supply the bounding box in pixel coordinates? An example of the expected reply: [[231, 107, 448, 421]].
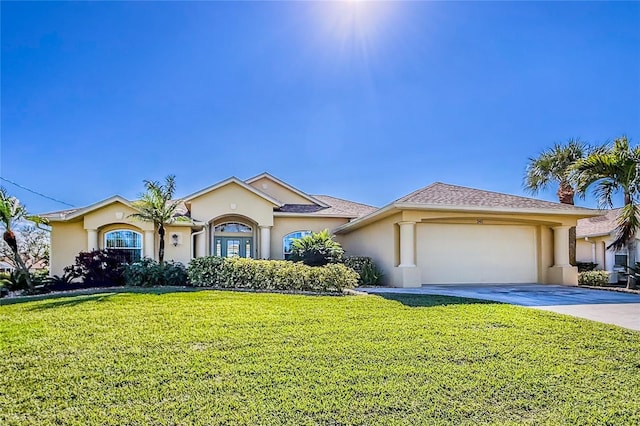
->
[[214, 237, 253, 258]]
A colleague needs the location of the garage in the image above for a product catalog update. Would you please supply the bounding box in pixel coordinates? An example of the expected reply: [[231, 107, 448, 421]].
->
[[416, 223, 538, 284]]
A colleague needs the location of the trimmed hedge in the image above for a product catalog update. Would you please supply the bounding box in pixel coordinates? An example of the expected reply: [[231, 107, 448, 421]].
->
[[123, 258, 188, 287], [343, 256, 383, 286], [188, 257, 358, 292], [578, 270, 610, 287]]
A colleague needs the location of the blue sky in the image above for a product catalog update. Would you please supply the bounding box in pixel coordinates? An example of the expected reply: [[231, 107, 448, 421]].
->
[[2, 1, 639, 213]]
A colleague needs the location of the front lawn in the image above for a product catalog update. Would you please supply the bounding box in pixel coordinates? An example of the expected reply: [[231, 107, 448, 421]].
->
[[1, 290, 639, 425]]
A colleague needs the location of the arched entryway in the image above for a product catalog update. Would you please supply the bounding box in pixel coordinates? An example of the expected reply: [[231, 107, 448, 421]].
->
[[210, 216, 256, 258]]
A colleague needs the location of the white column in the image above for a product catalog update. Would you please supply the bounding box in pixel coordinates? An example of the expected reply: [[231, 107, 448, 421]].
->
[[552, 226, 571, 267], [196, 231, 206, 258], [398, 221, 416, 267], [260, 226, 271, 259], [87, 229, 98, 251], [144, 230, 155, 259]]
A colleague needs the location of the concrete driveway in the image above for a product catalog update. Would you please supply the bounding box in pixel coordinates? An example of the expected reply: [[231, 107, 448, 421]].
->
[[360, 284, 640, 331]]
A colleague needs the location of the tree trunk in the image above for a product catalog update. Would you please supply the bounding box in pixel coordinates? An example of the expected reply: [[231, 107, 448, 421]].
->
[[158, 224, 165, 265], [557, 181, 575, 205], [569, 226, 577, 266], [623, 192, 637, 289], [3, 230, 34, 292], [627, 237, 637, 289]]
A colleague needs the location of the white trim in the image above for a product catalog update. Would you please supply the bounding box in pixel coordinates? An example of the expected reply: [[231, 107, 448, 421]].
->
[[245, 172, 329, 207], [335, 202, 600, 234], [273, 212, 357, 219], [104, 229, 144, 260], [282, 230, 312, 258], [49, 195, 135, 221]]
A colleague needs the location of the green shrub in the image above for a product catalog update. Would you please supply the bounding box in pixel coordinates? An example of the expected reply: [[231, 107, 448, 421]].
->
[[576, 262, 598, 272], [187, 256, 225, 286], [578, 270, 610, 286], [65, 249, 126, 287], [123, 258, 188, 287], [187, 257, 358, 292], [289, 229, 344, 266], [343, 256, 383, 286], [0, 270, 48, 292]]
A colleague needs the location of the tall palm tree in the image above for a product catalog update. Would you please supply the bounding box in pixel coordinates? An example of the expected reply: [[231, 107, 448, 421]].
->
[[524, 139, 590, 205], [129, 175, 189, 264], [574, 136, 640, 289], [0, 187, 48, 292]]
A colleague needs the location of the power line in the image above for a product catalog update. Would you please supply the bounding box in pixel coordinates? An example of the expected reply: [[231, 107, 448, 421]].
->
[[0, 176, 75, 207]]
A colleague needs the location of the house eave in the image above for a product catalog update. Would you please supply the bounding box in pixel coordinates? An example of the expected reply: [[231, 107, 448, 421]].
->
[[245, 172, 330, 208], [46, 195, 135, 221], [273, 212, 357, 219], [183, 176, 283, 207], [335, 203, 601, 234], [394, 203, 601, 217]]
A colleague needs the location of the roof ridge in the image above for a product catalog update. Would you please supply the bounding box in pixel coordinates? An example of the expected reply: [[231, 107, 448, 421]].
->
[[400, 181, 595, 209], [312, 194, 377, 209], [431, 182, 563, 204], [393, 182, 440, 203]]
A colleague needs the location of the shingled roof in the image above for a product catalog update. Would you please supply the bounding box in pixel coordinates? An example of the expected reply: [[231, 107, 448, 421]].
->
[[311, 195, 378, 217], [276, 196, 377, 218], [396, 182, 596, 212], [576, 208, 621, 238]]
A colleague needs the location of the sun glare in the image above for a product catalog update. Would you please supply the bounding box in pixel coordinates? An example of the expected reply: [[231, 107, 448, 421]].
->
[[313, 1, 399, 58]]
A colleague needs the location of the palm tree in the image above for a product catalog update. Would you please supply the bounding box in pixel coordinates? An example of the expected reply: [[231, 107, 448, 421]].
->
[[524, 139, 590, 205], [574, 136, 640, 289], [0, 187, 48, 292], [130, 175, 189, 264]]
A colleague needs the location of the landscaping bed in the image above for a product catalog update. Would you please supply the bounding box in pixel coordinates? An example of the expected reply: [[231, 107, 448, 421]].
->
[[1, 290, 639, 425]]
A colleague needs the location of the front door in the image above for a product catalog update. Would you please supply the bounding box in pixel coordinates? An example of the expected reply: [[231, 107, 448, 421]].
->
[[214, 237, 253, 258]]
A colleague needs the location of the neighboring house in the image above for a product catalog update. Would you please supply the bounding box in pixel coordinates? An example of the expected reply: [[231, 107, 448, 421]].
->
[[0, 260, 14, 274], [44, 173, 598, 287], [0, 258, 46, 274], [576, 208, 640, 282]]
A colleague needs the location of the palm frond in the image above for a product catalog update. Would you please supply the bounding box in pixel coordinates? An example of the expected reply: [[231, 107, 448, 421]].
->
[[608, 203, 640, 251], [524, 139, 588, 196]]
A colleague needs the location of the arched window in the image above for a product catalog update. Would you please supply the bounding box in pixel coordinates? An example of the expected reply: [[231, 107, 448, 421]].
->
[[214, 222, 252, 233], [105, 230, 143, 263], [283, 230, 312, 260]]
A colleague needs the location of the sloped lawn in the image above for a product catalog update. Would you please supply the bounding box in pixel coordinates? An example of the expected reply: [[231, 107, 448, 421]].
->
[[1, 290, 639, 425]]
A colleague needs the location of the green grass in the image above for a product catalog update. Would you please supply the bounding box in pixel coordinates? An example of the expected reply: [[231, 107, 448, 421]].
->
[[1, 290, 639, 425]]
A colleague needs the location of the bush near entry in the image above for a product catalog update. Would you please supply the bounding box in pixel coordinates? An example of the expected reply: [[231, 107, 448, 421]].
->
[[188, 257, 358, 292], [578, 270, 610, 286], [343, 256, 383, 286]]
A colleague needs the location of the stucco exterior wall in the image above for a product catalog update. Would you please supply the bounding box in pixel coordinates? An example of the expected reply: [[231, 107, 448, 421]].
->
[[188, 182, 275, 226], [576, 236, 640, 272], [162, 225, 193, 265], [50, 221, 86, 276], [83, 202, 153, 232], [576, 239, 596, 265], [248, 177, 312, 205], [539, 225, 554, 283], [271, 216, 350, 260], [339, 209, 584, 286], [339, 213, 402, 286]]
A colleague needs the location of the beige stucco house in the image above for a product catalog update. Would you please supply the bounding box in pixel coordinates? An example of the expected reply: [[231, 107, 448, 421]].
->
[[44, 173, 599, 287], [576, 208, 640, 283]]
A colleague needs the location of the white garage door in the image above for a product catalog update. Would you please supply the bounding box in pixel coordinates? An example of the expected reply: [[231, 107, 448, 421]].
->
[[416, 224, 538, 284]]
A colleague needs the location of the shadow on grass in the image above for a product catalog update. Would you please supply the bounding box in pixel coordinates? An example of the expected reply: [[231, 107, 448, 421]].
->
[[0, 286, 203, 307], [26, 294, 118, 311], [378, 293, 501, 308], [0, 286, 343, 307]]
